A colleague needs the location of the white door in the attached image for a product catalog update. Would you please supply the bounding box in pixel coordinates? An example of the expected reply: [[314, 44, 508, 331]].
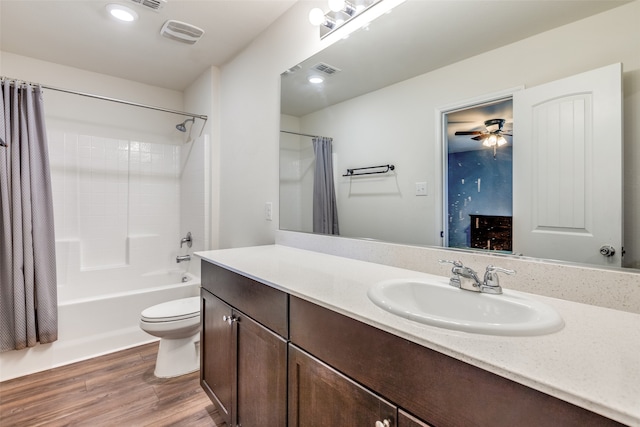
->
[[512, 63, 622, 266]]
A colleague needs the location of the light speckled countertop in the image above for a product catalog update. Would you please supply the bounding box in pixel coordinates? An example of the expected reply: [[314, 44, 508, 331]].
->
[[196, 245, 640, 426]]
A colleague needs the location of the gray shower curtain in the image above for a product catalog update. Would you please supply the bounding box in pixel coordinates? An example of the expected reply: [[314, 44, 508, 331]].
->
[[0, 80, 58, 352], [312, 137, 339, 235]]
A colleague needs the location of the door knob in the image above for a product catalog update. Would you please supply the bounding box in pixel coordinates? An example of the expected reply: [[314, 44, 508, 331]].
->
[[599, 245, 616, 257]]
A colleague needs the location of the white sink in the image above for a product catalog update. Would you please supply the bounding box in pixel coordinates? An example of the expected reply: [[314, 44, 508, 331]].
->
[[367, 278, 564, 336]]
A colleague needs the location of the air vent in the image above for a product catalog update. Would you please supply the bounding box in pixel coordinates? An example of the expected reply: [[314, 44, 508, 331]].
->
[[281, 64, 302, 76], [160, 20, 205, 45], [311, 62, 342, 75], [128, 0, 166, 11]]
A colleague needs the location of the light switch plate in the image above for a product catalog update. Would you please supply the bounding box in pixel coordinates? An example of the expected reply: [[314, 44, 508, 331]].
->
[[415, 182, 427, 196], [265, 202, 273, 221]]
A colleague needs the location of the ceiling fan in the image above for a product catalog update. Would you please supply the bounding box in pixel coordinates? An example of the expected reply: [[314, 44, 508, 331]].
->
[[454, 118, 512, 157]]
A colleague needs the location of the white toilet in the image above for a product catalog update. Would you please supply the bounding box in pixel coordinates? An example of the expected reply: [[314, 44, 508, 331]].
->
[[139, 296, 201, 378]]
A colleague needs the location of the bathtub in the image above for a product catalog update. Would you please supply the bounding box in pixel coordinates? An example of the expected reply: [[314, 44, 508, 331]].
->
[[0, 270, 200, 382]]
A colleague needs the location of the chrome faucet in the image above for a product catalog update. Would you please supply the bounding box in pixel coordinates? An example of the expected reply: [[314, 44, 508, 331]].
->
[[180, 232, 192, 248], [176, 254, 191, 263], [439, 260, 515, 294]]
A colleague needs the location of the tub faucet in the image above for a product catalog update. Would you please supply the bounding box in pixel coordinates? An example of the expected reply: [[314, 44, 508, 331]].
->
[[176, 254, 191, 263], [439, 260, 515, 294]]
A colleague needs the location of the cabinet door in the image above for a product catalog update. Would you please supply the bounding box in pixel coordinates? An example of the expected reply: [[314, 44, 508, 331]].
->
[[289, 344, 396, 427], [398, 410, 432, 427], [201, 289, 236, 426], [236, 313, 288, 427]]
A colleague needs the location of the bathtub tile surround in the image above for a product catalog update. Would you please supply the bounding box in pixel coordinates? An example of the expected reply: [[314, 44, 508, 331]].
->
[[276, 230, 640, 314], [48, 128, 181, 285]]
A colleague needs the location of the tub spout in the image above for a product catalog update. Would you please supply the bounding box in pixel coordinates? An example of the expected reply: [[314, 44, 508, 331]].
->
[[176, 255, 191, 263]]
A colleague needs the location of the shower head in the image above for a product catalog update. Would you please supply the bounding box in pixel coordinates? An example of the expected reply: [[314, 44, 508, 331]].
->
[[176, 117, 195, 132]]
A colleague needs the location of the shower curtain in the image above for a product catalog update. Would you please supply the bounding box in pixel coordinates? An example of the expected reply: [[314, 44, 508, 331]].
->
[[0, 80, 58, 352], [312, 136, 339, 235]]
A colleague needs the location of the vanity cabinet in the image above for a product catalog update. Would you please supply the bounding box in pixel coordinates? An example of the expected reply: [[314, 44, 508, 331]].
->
[[200, 261, 288, 427], [201, 259, 624, 427], [290, 296, 623, 427], [288, 344, 397, 427], [398, 410, 432, 427]]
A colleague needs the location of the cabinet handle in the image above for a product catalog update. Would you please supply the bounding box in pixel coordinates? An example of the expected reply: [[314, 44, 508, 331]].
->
[[375, 420, 391, 427], [222, 315, 237, 325]]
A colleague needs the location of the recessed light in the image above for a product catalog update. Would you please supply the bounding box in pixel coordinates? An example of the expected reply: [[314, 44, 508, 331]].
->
[[308, 75, 324, 84], [106, 4, 138, 22]]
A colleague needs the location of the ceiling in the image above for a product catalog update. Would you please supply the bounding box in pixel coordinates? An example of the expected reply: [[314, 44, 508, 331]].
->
[[0, 0, 297, 91], [281, 0, 630, 117]]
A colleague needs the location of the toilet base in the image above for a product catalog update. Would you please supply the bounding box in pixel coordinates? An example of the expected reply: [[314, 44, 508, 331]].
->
[[154, 333, 200, 378]]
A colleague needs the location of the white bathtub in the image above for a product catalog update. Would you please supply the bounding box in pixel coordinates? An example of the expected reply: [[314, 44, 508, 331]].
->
[[0, 270, 200, 382]]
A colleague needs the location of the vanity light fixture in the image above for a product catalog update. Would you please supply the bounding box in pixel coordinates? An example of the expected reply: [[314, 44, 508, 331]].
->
[[309, 8, 336, 29], [329, 0, 357, 16], [309, 0, 383, 38], [106, 3, 139, 22]]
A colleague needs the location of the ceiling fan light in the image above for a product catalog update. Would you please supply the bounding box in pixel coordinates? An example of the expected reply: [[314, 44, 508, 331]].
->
[[497, 136, 507, 146], [484, 134, 498, 147]]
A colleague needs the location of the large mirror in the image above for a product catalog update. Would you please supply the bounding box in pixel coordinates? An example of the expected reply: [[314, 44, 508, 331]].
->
[[279, 0, 639, 270]]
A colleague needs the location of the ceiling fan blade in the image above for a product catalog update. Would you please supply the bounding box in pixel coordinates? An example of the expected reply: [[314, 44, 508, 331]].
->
[[454, 131, 483, 135], [501, 133, 513, 136], [471, 135, 486, 141]]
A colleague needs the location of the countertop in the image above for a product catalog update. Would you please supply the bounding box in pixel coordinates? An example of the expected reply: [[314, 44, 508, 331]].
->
[[196, 245, 640, 426]]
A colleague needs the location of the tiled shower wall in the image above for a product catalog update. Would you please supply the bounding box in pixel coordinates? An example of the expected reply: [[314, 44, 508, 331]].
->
[[48, 129, 181, 287]]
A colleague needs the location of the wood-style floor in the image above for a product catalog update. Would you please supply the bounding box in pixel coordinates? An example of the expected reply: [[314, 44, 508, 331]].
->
[[0, 342, 225, 427]]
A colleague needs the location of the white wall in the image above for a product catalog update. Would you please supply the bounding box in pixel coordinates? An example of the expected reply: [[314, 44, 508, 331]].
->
[[217, 1, 328, 248], [222, 1, 640, 268]]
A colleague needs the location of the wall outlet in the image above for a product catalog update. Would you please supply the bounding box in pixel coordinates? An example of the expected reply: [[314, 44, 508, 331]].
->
[[415, 182, 427, 196], [265, 202, 273, 221]]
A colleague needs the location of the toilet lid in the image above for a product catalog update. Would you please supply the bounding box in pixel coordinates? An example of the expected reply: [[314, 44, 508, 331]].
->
[[141, 296, 200, 322]]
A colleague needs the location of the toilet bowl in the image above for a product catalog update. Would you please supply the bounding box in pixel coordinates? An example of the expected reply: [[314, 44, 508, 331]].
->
[[139, 296, 201, 378]]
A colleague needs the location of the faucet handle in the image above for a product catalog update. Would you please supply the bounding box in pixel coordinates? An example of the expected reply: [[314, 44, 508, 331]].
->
[[180, 231, 192, 248], [439, 260, 465, 288], [439, 259, 464, 268], [486, 265, 516, 276], [482, 265, 515, 294]]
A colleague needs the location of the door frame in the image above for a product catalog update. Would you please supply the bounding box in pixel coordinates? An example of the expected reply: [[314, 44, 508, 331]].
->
[[435, 86, 523, 248]]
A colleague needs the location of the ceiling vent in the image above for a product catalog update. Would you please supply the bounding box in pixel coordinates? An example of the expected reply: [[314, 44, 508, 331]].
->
[[311, 62, 342, 75], [160, 20, 205, 45], [281, 64, 302, 76], [128, 0, 166, 11]]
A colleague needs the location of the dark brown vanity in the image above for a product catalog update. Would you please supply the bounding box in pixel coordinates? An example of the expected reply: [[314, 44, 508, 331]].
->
[[200, 259, 624, 427]]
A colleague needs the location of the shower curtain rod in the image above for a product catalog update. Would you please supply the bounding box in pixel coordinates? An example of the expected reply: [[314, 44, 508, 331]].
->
[[1, 76, 208, 121], [280, 130, 327, 139]]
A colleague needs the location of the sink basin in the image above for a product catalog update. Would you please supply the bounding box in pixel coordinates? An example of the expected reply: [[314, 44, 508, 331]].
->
[[367, 279, 564, 336]]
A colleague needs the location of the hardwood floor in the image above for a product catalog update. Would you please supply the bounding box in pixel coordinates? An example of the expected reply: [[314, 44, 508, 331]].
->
[[0, 342, 226, 427]]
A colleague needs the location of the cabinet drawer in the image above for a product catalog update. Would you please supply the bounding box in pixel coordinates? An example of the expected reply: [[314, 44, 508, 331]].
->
[[290, 296, 623, 427], [201, 260, 288, 337]]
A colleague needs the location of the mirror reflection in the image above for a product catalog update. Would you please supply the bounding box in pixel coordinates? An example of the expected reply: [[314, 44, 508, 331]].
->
[[279, 0, 639, 270]]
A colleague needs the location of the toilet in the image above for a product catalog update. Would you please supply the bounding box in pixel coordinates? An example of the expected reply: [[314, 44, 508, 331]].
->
[[139, 296, 201, 378]]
